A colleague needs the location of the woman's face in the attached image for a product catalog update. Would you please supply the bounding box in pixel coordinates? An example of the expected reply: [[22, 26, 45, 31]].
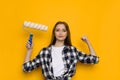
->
[[54, 24, 67, 41]]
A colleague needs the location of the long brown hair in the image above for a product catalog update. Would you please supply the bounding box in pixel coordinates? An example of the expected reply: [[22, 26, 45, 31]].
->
[[48, 21, 72, 47]]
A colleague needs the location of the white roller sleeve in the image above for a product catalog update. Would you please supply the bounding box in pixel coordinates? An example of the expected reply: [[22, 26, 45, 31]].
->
[[23, 21, 48, 31]]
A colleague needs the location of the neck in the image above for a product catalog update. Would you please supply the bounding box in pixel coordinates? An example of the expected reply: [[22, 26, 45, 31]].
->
[[54, 40, 64, 47]]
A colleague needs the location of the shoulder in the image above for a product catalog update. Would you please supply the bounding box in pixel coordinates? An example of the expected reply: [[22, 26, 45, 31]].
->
[[69, 45, 77, 50], [42, 47, 48, 51], [39, 46, 50, 51], [69, 45, 81, 52], [38, 47, 49, 55], [64, 45, 77, 52]]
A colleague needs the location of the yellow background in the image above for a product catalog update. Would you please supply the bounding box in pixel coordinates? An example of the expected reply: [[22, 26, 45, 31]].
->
[[0, 0, 120, 80]]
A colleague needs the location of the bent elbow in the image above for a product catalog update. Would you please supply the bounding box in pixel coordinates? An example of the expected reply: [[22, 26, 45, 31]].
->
[[22, 62, 32, 72], [94, 56, 99, 64]]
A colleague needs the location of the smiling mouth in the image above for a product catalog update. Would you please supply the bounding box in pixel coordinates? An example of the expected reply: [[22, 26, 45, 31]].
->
[[58, 36, 64, 37]]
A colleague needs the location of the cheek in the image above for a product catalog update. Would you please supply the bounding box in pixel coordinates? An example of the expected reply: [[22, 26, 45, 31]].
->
[[55, 32, 58, 35], [64, 32, 67, 37], [54, 32, 59, 37]]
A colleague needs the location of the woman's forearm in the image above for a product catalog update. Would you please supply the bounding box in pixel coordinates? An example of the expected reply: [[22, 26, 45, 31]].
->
[[86, 39, 96, 56], [24, 49, 32, 63], [81, 36, 97, 56]]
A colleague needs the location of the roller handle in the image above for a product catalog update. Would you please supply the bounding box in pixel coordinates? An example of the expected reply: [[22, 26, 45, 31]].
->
[[28, 34, 33, 46]]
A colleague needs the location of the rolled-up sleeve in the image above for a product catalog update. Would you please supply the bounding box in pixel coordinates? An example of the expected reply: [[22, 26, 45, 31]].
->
[[74, 47, 99, 64], [22, 50, 43, 72]]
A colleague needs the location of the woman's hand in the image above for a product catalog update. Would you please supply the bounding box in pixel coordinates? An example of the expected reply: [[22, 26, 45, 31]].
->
[[24, 41, 33, 63], [26, 41, 33, 50], [81, 35, 96, 56], [81, 35, 88, 43], [81, 36, 96, 56]]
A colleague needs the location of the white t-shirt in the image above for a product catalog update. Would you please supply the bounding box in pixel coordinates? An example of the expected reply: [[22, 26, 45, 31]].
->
[[51, 45, 65, 77]]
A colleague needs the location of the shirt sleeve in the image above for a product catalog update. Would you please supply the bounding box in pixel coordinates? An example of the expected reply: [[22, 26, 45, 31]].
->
[[73, 46, 99, 64], [22, 50, 43, 72]]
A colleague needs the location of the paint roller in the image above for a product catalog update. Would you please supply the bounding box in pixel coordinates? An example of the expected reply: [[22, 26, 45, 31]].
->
[[23, 21, 48, 46]]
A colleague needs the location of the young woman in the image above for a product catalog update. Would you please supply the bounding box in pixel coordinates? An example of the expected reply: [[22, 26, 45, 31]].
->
[[22, 21, 99, 80]]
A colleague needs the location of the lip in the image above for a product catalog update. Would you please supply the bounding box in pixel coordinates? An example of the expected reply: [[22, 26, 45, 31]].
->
[[58, 36, 64, 37]]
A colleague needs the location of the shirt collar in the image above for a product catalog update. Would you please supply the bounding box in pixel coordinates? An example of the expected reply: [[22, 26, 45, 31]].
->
[[47, 45, 70, 51]]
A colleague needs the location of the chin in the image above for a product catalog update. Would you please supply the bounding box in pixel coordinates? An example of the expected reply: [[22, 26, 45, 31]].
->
[[57, 38, 65, 41]]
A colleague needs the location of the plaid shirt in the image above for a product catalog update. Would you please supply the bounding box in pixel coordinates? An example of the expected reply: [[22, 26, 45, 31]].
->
[[23, 45, 99, 80]]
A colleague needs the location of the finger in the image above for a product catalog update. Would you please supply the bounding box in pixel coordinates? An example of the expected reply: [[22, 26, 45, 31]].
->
[[26, 43, 31, 48], [27, 42, 32, 46], [26, 44, 29, 49], [27, 41, 31, 44], [81, 37, 85, 40]]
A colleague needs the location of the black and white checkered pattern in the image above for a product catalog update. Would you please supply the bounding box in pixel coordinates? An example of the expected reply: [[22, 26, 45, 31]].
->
[[23, 45, 99, 80]]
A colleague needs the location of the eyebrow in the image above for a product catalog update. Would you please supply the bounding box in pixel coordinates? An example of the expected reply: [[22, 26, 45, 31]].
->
[[56, 27, 66, 29]]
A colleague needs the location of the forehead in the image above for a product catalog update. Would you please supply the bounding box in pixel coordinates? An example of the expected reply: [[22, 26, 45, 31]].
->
[[56, 24, 66, 29]]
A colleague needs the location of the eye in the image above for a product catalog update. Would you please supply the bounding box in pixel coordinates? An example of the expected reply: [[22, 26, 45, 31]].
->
[[63, 29, 67, 32], [55, 29, 60, 32]]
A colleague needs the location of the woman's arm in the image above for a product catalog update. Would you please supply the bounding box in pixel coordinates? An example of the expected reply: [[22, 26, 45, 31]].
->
[[81, 36, 96, 56], [73, 36, 99, 64], [24, 41, 34, 63], [23, 41, 42, 72]]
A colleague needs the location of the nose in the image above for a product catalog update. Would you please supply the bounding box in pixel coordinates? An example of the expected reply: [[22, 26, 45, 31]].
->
[[58, 30, 64, 34]]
